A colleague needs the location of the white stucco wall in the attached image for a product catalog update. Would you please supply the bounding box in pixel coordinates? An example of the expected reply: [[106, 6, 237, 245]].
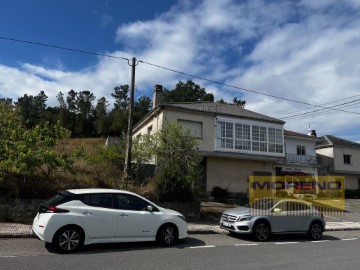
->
[[285, 137, 317, 156], [162, 109, 215, 152], [317, 147, 334, 158], [316, 147, 360, 190], [333, 147, 360, 173], [133, 111, 164, 138], [206, 157, 275, 194]]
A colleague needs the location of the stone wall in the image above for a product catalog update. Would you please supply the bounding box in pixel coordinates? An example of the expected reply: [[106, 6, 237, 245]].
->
[[0, 199, 43, 223], [159, 201, 201, 221]]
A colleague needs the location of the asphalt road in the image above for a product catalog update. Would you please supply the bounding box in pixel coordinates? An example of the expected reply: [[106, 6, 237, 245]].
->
[[1, 231, 360, 270]]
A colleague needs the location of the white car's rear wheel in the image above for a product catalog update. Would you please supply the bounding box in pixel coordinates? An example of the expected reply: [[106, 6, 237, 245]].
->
[[53, 226, 84, 253]]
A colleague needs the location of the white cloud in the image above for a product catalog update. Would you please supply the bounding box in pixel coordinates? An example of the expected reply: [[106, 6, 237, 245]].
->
[[21, 64, 71, 80], [1, 0, 360, 141]]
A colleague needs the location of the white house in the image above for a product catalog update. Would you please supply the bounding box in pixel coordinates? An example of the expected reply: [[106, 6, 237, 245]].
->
[[275, 130, 318, 177], [133, 85, 287, 197], [316, 135, 360, 190]]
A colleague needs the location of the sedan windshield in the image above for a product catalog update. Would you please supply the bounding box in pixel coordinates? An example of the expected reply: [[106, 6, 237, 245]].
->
[[248, 198, 277, 210]]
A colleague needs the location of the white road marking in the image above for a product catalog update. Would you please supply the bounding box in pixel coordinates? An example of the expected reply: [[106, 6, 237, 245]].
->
[[341, 238, 358, 241], [275, 242, 299, 245], [189, 245, 215, 249], [325, 216, 344, 221], [311, 240, 330, 243], [234, 243, 258, 246]]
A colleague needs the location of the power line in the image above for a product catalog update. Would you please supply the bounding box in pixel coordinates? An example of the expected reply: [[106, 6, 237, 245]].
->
[[281, 99, 360, 120], [274, 95, 360, 118], [1, 35, 359, 117], [138, 60, 360, 116], [0, 36, 130, 61], [283, 105, 360, 120]]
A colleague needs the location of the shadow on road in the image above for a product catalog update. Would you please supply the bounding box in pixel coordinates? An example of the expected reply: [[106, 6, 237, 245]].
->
[[45, 237, 206, 255], [226, 232, 340, 242]]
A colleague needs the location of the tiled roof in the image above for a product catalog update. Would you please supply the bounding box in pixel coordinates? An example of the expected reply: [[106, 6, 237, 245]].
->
[[284, 130, 316, 139], [160, 102, 285, 124], [316, 135, 360, 148]]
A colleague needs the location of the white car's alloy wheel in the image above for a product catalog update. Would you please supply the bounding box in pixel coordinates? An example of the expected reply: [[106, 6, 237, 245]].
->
[[158, 225, 177, 246], [54, 227, 83, 253], [164, 226, 175, 245]]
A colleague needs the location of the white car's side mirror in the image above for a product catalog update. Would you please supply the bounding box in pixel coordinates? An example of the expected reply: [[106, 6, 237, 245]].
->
[[146, 205, 154, 212], [272, 208, 282, 214]]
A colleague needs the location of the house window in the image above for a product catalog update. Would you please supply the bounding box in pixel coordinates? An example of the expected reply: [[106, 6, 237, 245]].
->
[[216, 119, 283, 154], [147, 125, 152, 135], [217, 121, 233, 148], [297, 145, 306, 156], [251, 125, 267, 152], [344, 155, 351, 164], [235, 123, 251, 150], [268, 127, 283, 153], [178, 120, 203, 138]]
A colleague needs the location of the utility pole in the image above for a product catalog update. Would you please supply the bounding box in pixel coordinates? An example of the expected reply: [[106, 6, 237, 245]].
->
[[124, 57, 136, 189]]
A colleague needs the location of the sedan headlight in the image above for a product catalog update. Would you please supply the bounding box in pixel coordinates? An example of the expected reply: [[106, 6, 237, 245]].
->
[[237, 215, 252, 222]]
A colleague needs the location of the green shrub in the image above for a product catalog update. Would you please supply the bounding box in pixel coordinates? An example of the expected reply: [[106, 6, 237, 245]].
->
[[211, 186, 229, 202], [152, 122, 202, 202]]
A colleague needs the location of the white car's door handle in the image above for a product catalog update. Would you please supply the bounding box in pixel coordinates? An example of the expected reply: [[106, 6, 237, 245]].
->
[[82, 211, 92, 215], [119, 213, 129, 217]]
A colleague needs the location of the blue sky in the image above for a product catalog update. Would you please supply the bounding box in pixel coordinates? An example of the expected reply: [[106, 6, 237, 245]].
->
[[1, 0, 360, 142]]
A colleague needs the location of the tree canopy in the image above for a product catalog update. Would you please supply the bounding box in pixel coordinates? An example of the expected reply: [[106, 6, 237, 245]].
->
[[163, 80, 214, 103], [216, 97, 246, 108], [5, 80, 245, 138], [0, 101, 83, 178]]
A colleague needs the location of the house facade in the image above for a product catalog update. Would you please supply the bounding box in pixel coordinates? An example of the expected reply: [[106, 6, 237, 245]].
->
[[275, 130, 318, 177], [316, 135, 360, 190], [133, 85, 290, 197]]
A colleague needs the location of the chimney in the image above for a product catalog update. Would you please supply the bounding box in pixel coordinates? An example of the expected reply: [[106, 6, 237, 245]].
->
[[308, 129, 317, 137], [153, 84, 163, 109]]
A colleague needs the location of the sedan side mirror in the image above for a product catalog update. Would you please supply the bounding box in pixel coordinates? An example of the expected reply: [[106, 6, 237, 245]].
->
[[146, 205, 154, 212], [272, 208, 282, 214]]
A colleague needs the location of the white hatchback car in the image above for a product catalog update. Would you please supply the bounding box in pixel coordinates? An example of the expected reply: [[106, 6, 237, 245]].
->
[[33, 189, 188, 253]]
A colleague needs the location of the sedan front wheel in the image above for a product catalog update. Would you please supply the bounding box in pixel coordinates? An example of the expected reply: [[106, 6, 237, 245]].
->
[[253, 222, 270, 241], [308, 223, 323, 240]]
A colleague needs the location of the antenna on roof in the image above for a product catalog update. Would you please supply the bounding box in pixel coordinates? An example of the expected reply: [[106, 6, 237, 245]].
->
[[308, 125, 317, 137]]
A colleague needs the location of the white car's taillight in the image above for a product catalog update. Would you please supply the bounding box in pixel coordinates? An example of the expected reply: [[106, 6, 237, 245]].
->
[[47, 205, 69, 213]]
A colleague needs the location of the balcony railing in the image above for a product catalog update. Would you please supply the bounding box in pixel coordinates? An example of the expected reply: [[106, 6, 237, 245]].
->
[[285, 153, 317, 165]]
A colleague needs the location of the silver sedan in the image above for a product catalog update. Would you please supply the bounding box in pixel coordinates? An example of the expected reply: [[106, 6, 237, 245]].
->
[[220, 198, 325, 241]]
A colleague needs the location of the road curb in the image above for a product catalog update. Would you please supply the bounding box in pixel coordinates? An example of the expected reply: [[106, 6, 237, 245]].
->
[[0, 234, 35, 239], [1, 224, 360, 239], [325, 227, 360, 231]]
